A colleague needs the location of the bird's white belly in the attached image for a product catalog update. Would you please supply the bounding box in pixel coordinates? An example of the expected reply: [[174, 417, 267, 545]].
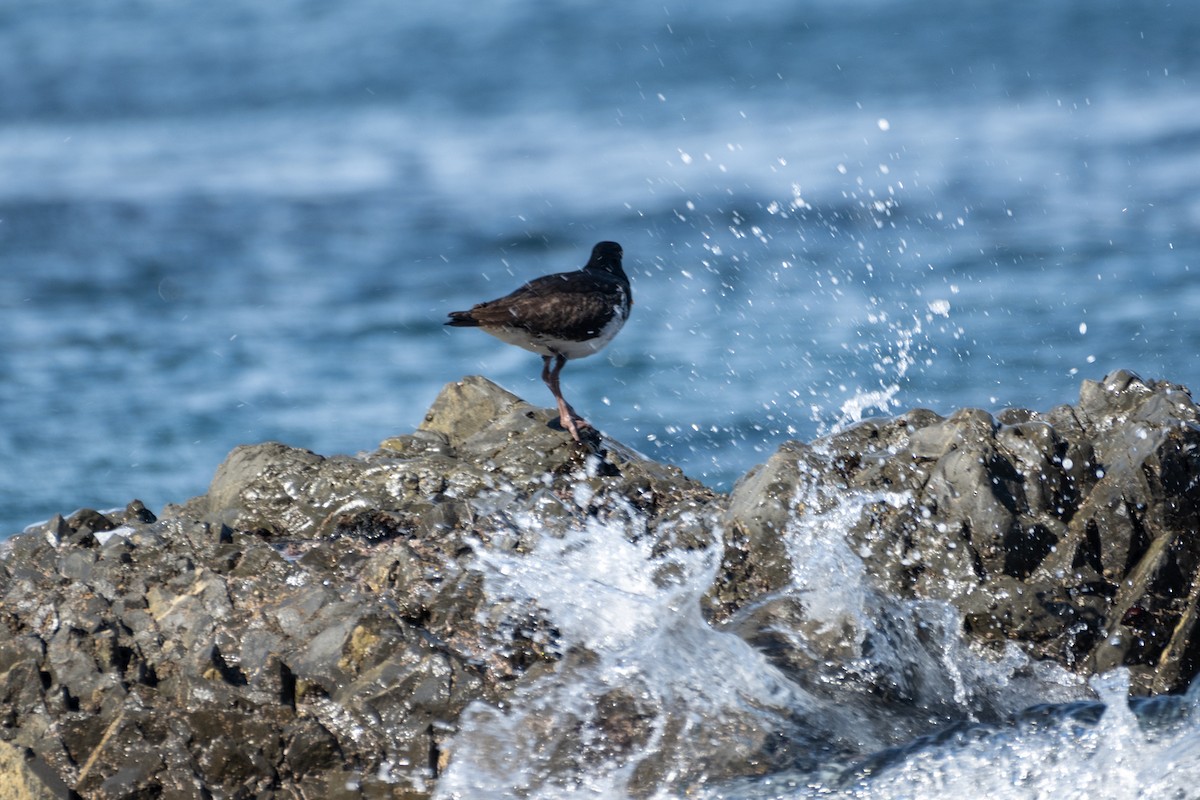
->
[[487, 306, 627, 360]]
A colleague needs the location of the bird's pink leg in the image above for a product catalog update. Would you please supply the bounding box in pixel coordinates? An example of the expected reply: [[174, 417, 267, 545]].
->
[[542, 354, 590, 441]]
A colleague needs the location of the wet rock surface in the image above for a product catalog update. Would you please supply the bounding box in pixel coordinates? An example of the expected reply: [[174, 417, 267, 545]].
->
[[1, 370, 1199, 797], [0, 376, 719, 798], [714, 369, 1200, 698]]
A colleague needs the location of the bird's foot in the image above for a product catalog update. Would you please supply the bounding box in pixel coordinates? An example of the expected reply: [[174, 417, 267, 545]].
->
[[560, 411, 595, 443], [552, 396, 600, 444]]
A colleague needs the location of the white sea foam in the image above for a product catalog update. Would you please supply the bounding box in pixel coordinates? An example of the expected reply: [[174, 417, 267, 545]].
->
[[433, 467, 1125, 799], [820, 673, 1200, 800], [437, 489, 831, 799]]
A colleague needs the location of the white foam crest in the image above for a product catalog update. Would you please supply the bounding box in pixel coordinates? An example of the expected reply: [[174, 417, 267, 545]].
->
[[831, 671, 1200, 800], [437, 493, 824, 799], [440, 464, 1097, 798], [778, 473, 1088, 729], [781, 481, 904, 647], [695, 672, 1200, 799], [834, 385, 902, 431], [467, 493, 666, 652]]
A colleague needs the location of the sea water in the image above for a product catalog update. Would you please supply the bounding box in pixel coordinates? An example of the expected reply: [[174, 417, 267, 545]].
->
[[2, 0, 1199, 534], [3, 1, 1200, 794]]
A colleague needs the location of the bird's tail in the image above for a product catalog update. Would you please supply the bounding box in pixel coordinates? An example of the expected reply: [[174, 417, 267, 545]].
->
[[444, 311, 481, 327]]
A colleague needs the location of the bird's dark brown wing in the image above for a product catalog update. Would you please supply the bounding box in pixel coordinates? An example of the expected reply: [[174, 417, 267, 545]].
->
[[462, 272, 625, 341]]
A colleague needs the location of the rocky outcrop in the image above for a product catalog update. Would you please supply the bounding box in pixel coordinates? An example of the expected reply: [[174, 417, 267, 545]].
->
[[0, 376, 719, 798], [713, 369, 1200, 697], [1, 370, 1198, 797]]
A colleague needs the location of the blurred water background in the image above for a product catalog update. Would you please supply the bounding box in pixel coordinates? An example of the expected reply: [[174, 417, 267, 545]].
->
[[2, 1, 1198, 534]]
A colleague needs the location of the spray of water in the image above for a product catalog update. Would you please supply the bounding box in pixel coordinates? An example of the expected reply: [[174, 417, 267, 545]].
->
[[767, 475, 1088, 735], [828, 298, 955, 433], [434, 452, 1106, 798], [436, 480, 852, 799], [826, 672, 1200, 800]]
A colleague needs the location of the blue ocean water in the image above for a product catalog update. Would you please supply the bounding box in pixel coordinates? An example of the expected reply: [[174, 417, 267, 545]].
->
[[3, 0, 1199, 534], [4, 1, 1200, 796]]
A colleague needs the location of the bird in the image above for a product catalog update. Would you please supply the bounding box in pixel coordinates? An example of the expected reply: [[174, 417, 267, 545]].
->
[[445, 241, 631, 442]]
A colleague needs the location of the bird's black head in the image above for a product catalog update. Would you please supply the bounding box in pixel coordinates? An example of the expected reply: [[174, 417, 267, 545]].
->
[[585, 241, 624, 276]]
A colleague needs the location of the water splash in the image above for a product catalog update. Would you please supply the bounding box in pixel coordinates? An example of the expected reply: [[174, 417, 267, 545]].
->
[[829, 299, 954, 433], [434, 461, 1114, 799], [821, 671, 1200, 800], [735, 473, 1088, 749], [437, 485, 839, 798], [694, 474, 1200, 800]]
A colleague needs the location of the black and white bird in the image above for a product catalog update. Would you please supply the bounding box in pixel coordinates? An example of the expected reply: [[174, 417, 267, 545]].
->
[[445, 241, 631, 441]]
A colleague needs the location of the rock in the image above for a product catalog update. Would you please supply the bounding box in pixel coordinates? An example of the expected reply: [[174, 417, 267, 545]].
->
[[3, 371, 1200, 796], [716, 369, 1200, 696], [0, 375, 720, 797], [416, 373, 527, 446], [0, 740, 71, 799], [0, 743, 70, 796]]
